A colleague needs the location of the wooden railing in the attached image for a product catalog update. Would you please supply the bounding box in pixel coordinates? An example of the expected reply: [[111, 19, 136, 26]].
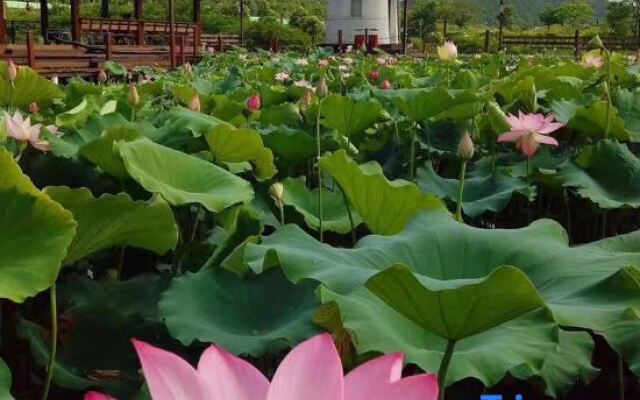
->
[[79, 17, 200, 48], [201, 33, 240, 52]]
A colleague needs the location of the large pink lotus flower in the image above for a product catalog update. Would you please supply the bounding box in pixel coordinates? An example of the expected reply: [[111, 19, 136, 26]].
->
[[85, 334, 438, 400], [498, 112, 564, 158], [581, 54, 604, 69], [4, 111, 57, 152]]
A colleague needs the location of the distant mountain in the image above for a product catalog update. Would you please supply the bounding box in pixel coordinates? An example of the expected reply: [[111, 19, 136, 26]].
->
[[469, 0, 609, 27]]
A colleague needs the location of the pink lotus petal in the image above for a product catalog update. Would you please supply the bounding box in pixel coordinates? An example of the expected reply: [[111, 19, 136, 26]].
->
[[344, 353, 404, 400], [497, 130, 526, 143], [30, 140, 51, 152], [506, 114, 524, 130], [534, 134, 559, 146], [519, 134, 540, 158], [538, 122, 564, 135], [198, 345, 269, 400], [84, 392, 118, 400], [376, 374, 439, 400], [132, 339, 205, 400], [266, 334, 343, 400]]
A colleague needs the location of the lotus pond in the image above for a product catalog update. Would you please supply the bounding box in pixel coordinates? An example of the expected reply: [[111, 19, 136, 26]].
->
[[2, 44, 640, 400]]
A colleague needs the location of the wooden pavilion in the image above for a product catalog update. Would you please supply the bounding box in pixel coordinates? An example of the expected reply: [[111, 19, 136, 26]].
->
[[0, 0, 238, 77]]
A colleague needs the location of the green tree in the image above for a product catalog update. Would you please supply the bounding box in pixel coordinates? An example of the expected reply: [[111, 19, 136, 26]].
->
[[497, 5, 517, 28], [559, 0, 595, 28], [539, 6, 564, 31], [607, 2, 634, 36], [409, 0, 439, 42]]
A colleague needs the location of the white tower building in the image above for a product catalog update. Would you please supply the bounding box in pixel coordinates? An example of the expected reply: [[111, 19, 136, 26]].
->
[[325, 0, 399, 45]]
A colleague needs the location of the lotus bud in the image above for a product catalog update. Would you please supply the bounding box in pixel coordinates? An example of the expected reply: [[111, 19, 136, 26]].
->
[[317, 76, 328, 97], [302, 89, 314, 107], [457, 132, 475, 161], [184, 62, 193, 74], [188, 95, 201, 112], [128, 83, 140, 106], [269, 182, 285, 204], [28, 102, 39, 114], [590, 35, 605, 51], [246, 94, 261, 112], [51, 76, 59, 85], [6, 59, 17, 81], [437, 41, 458, 61], [380, 80, 392, 90], [97, 69, 108, 83], [369, 70, 380, 81]]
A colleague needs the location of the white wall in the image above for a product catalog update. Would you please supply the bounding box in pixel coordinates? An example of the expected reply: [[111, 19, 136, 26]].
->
[[325, 0, 399, 45]]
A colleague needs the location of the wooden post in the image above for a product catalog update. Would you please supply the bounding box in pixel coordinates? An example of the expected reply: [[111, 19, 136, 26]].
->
[[0, 0, 6, 44], [100, 0, 109, 18], [338, 29, 343, 51], [26, 31, 35, 67], [498, 0, 504, 51], [71, 0, 80, 41], [134, 0, 144, 45], [169, 0, 176, 69], [192, 0, 201, 55], [178, 35, 185, 65], [104, 31, 113, 60], [239, 0, 244, 45], [402, 0, 408, 54], [574, 29, 580, 61], [218, 33, 223, 52], [484, 29, 490, 53], [40, 0, 49, 43], [364, 28, 369, 51]]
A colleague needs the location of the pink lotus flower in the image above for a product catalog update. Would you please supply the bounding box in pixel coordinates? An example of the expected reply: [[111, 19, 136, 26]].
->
[[275, 71, 290, 82], [380, 80, 392, 90], [319, 59, 329, 67], [370, 71, 381, 81], [4, 111, 56, 152], [437, 41, 458, 61], [294, 80, 315, 92], [581, 54, 604, 69], [85, 334, 438, 400], [498, 112, 564, 158], [377, 57, 387, 66], [246, 94, 261, 112]]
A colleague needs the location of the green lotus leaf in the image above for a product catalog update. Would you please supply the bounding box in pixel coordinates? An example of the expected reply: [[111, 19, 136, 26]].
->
[[613, 88, 640, 136], [158, 107, 227, 137], [366, 265, 545, 340], [160, 268, 319, 356], [79, 125, 142, 179], [383, 87, 481, 123], [44, 186, 178, 265], [558, 140, 640, 209], [0, 149, 76, 302], [56, 96, 118, 129], [319, 150, 446, 235], [58, 274, 170, 372], [0, 62, 62, 108], [0, 358, 14, 400], [244, 210, 640, 375], [119, 139, 253, 212], [49, 113, 131, 159], [417, 163, 534, 218], [551, 100, 630, 141], [598, 316, 640, 376], [260, 126, 316, 164], [17, 318, 136, 396], [206, 206, 263, 271], [320, 286, 557, 387], [320, 94, 385, 137], [205, 125, 276, 181], [259, 103, 302, 127], [281, 177, 362, 234], [511, 330, 598, 397]]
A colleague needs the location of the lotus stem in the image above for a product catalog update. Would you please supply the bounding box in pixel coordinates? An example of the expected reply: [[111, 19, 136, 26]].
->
[[618, 356, 625, 400], [437, 340, 456, 400], [340, 185, 357, 246], [278, 202, 285, 226], [563, 189, 573, 245], [604, 50, 613, 140], [455, 161, 467, 223], [316, 100, 324, 243], [41, 284, 58, 400], [409, 132, 416, 181]]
